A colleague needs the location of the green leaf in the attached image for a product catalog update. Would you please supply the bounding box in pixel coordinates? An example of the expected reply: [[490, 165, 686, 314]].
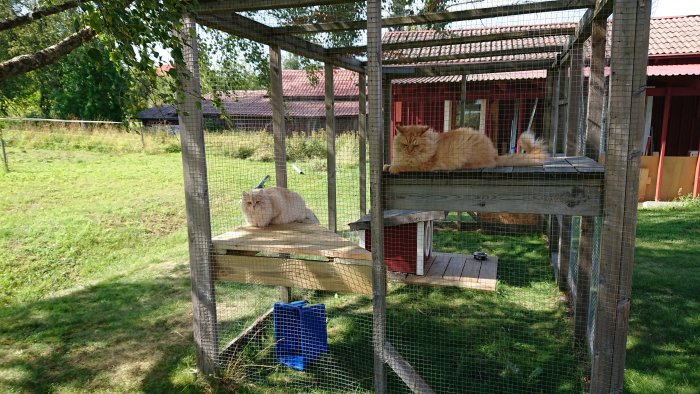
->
[[87, 48, 103, 63]]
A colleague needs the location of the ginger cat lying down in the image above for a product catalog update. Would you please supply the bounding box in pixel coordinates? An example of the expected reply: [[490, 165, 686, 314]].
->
[[383, 125, 549, 174]]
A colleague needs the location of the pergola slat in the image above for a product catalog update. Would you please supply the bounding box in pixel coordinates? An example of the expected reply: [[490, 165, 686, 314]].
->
[[272, 0, 595, 35], [384, 44, 562, 65], [327, 27, 576, 55], [196, 0, 361, 14], [196, 13, 364, 73], [384, 59, 554, 78], [555, 0, 613, 67]]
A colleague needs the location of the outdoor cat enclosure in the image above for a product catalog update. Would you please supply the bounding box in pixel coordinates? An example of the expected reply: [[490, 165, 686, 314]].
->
[[177, 0, 651, 392]]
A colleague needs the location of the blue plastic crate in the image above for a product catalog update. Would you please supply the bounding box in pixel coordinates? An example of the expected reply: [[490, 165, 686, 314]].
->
[[273, 300, 328, 370]]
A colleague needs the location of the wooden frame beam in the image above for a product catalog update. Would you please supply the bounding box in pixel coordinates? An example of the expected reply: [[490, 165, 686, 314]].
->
[[555, 0, 613, 67], [591, 0, 652, 391], [327, 27, 576, 55], [176, 16, 218, 374], [195, 13, 364, 73], [383, 59, 553, 78], [325, 62, 337, 232], [383, 44, 562, 65], [273, 0, 594, 34], [197, 0, 360, 14]]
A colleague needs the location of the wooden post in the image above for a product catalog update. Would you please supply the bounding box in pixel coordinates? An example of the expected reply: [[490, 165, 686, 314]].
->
[[269, 45, 287, 189], [556, 215, 572, 290], [325, 62, 337, 232], [566, 42, 584, 156], [654, 92, 671, 201], [591, 0, 652, 392], [359, 72, 367, 215], [367, 0, 387, 391], [176, 16, 218, 374], [694, 137, 700, 197], [269, 44, 291, 303], [459, 74, 467, 127], [586, 18, 607, 162], [550, 68, 561, 153], [382, 76, 392, 164], [574, 17, 607, 347], [0, 133, 8, 172]]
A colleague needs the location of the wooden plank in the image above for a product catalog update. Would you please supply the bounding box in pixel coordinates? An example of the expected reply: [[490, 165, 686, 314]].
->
[[555, 0, 614, 68], [478, 257, 498, 288], [382, 341, 435, 394], [383, 182, 603, 216], [591, 0, 652, 391], [175, 16, 218, 374], [389, 252, 497, 291], [423, 253, 436, 274], [270, 45, 291, 303], [270, 45, 287, 189], [273, 0, 595, 34], [195, 13, 363, 73], [574, 216, 594, 346], [220, 308, 273, 360], [566, 43, 584, 156], [212, 223, 372, 261], [384, 59, 553, 78], [197, 0, 360, 13], [556, 215, 572, 290], [382, 77, 392, 164], [325, 62, 337, 232], [383, 44, 561, 66], [367, 0, 387, 390], [426, 253, 451, 277], [214, 254, 373, 295], [460, 256, 482, 283], [348, 210, 446, 231], [443, 254, 466, 281], [358, 71, 367, 215], [327, 27, 576, 55], [585, 18, 607, 161]]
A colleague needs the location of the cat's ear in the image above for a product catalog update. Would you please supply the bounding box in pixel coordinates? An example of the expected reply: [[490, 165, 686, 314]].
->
[[419, 126, 430, 135], [242, 191, 249, 198], [395, 125, 405, 135]]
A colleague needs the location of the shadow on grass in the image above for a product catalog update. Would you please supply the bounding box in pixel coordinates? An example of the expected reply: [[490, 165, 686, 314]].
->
[[228, 283, 581, 394], [0, 265, 208, 393]]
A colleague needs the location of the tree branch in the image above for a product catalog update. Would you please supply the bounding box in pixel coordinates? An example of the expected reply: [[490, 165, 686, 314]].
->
[[0, 1, 79, 33], [0, 27, 97, 81]]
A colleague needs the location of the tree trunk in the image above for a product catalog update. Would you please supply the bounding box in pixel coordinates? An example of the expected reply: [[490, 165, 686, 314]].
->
[[0, 27, 96, 82], [0, 1, 79, 33]]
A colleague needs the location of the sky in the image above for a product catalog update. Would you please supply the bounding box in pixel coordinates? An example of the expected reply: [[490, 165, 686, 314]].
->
[[652, 0, 700, 17]]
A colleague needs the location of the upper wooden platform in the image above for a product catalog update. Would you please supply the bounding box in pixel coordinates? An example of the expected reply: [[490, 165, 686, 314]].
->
[[383, 156, 604, 216]]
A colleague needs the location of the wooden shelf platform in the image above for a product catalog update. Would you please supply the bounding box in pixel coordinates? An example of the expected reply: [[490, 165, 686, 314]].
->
[[389, 252, 498, 292], [383, 156, 604, 216], [212, 223, 374, 295]]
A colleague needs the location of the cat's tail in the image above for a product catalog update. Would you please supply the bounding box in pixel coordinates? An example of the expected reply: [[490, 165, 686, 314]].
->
[[496, 131, 549, 166], [303, 208, 320, 224]]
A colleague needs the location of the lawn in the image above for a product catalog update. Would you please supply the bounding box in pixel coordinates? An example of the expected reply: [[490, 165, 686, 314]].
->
[[0, 127, 698, 393]]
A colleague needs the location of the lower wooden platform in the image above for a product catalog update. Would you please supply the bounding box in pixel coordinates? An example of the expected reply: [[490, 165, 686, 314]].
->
[[388, 252, 498, 292]]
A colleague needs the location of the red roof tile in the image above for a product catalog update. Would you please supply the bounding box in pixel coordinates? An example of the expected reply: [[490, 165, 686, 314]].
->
[[282, 69, 358, 98]]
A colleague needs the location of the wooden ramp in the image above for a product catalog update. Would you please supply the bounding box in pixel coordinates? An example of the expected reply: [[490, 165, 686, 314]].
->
[[388, 252, 498, 292]]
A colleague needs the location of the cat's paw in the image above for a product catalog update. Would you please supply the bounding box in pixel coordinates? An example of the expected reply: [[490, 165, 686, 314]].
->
[[383, 164, 391, 172]]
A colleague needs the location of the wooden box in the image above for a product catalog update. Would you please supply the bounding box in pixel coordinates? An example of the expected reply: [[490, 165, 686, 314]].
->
[[349, 210, 445, 275]]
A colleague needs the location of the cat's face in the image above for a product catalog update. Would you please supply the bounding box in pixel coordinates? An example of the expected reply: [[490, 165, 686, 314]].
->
[[241, 190, 269, 211], [394, 125, 433, 156]]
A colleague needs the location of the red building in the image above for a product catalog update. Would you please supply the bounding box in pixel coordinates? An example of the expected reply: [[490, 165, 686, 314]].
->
[[387, 15, 700, 201]]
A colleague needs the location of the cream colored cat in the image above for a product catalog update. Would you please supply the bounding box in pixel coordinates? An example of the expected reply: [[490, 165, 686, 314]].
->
[[383, 125, 548, 174], [241, 187, 319, 227]]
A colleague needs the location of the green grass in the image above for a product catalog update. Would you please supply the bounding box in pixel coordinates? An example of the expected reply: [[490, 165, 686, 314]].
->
[[0, 127, 698, 393]]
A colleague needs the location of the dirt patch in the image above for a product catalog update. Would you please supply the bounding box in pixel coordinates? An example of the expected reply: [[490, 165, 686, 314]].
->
[[140, 212, 186, 236]]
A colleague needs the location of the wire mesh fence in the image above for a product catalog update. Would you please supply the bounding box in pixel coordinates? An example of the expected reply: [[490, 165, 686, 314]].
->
[[176, 0, 655, 392]]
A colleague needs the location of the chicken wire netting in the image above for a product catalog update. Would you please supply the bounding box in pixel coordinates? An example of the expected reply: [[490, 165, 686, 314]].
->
[[178, 0, 653, 392]]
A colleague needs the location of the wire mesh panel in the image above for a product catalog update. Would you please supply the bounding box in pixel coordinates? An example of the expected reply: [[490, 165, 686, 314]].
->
[[176, 0, 654, 392]]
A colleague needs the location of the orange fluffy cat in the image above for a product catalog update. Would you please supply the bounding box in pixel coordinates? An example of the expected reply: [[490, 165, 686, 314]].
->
[[383, 125, 548, 174]]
